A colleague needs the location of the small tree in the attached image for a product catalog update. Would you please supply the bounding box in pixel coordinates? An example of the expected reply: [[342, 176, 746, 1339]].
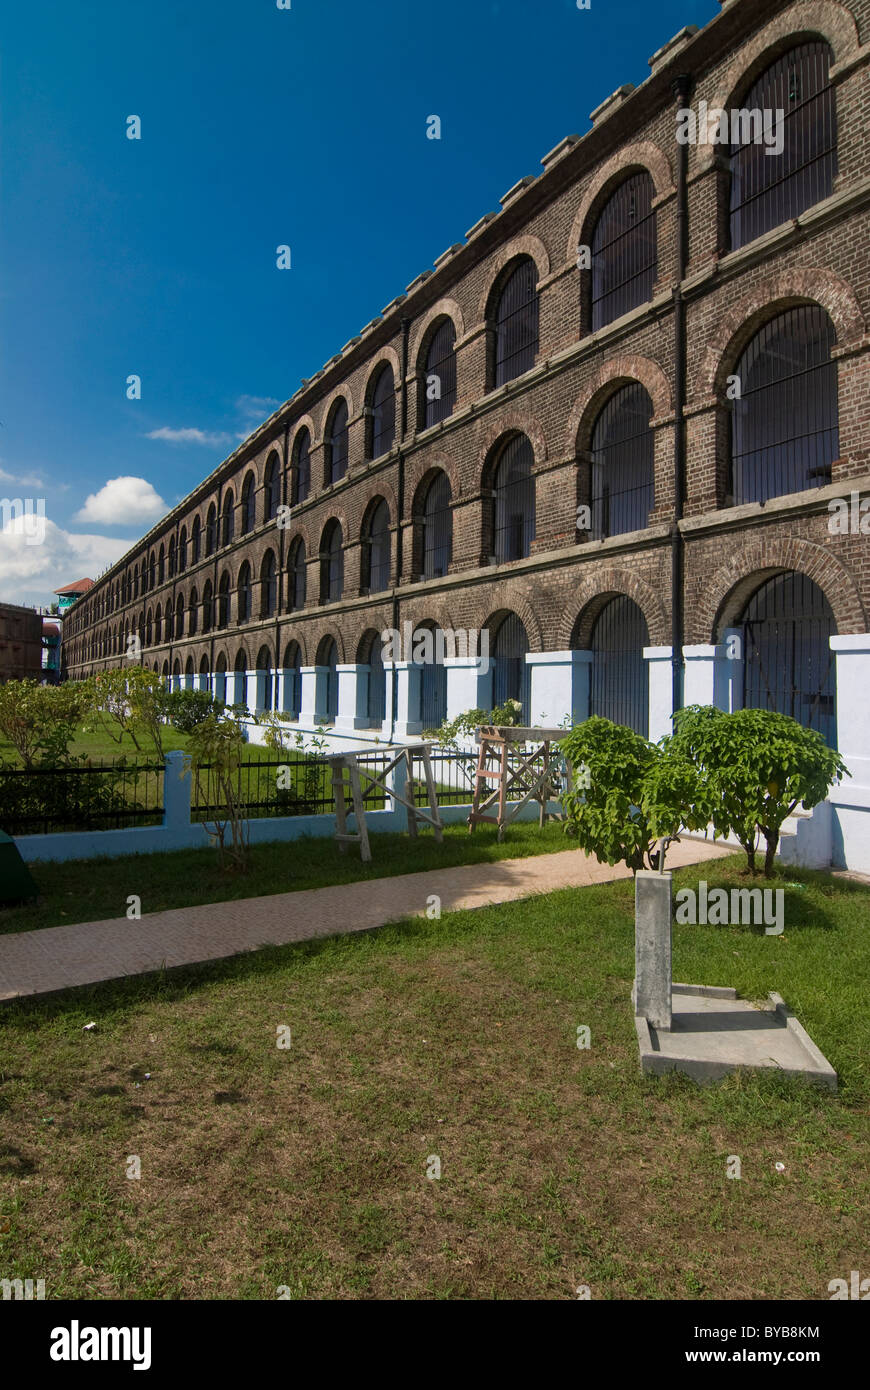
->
[[559, 716, 709, 873], [0, 679, 88, 769], [186, 712, 251, 871], [89, 668, 144, 751], [666, 705, 848, 877]]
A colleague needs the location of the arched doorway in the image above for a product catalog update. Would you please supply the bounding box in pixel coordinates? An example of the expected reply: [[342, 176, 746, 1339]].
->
[[739, 572, 836, 745], [589, 596, 649, 736]]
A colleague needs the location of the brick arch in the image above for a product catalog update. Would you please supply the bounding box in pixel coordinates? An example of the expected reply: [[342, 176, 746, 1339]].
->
[[316, 510, 350, 548], [284, 521, 313, 556], [477, 235, 552, 320], [558, 569, 669, 649], [699, 538, 866, 642], [566, 141, 675, 261], [401, 594, 464, 636], [363, 346, 402, 402], [480, 408, 548, 472], [564, 353, 672, 455], [409, 297, 466, 368], [479, 587, 545, 653], [696, 1, 863, 173], [281, 632, 309, 667], [358, 478, 399, 526], [314, 629, 345, 664], [406, 450, 462, 507], [699, 267, 865, 398], [316, 386, 355, 446], [289, 414, 316, 455]]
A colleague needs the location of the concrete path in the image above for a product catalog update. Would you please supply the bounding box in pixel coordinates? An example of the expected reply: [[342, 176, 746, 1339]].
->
[[0, 839, 731, 1003]]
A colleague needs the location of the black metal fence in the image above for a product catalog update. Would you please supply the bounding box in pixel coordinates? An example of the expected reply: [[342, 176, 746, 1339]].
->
[[0, 762, 165, 836]]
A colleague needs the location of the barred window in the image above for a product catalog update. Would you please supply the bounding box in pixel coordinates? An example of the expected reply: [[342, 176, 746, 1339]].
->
[[422, 472, 452, 579], [288, 539, 306, 611], [260, 550, 277, 617], [493, 435, 535, 562], [321, 521, 343, 603], [591, 172, 656, 331], [730, 305, 838, 506], [590, 384, 655, 538], [589, 596, 649, 737], [491, 613, 530, 720], [241, 474, 256, 533], [222, 491, 234, 547], [364, 499, 391, 593], [327, 400, 349, 485], [370, 365, 395, 458], [293, 429, 311, 504], [264, 453, 280, 522], [423, 320, 457, 428], [494, 258, 539, 387], [282, 641, 302, 717], [729, 41, 836, 251], [237, 562, 251, 623], [741, 572, 836, 746]]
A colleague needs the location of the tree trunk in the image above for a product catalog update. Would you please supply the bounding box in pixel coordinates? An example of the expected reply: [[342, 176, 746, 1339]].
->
[[763, 831, 778, 879]]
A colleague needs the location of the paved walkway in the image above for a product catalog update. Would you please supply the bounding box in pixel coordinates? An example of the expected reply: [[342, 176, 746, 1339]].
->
[[0, 838, 731, 1003]]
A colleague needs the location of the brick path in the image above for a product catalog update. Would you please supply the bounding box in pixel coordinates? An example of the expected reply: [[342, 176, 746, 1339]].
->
[[0, 838, 731, 1003]]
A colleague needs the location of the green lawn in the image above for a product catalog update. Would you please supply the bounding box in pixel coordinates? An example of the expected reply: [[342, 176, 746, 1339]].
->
[[0, 854, 867, 1300]]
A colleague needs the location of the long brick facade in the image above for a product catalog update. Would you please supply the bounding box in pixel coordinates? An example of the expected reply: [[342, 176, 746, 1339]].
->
[[61, 0, 870, 867]]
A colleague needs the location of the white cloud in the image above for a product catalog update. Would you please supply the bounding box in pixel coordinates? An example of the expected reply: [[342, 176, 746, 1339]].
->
[[236, 395, 281, 422], [0, 515, 129, 608], [145, 426, 233, 446], [73, 476, 167, 526], [0, 464, 48, 490]]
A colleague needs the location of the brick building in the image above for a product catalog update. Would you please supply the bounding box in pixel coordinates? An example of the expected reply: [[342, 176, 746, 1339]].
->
[[61, 0, 870, 868], [0, 602, 44, 683]]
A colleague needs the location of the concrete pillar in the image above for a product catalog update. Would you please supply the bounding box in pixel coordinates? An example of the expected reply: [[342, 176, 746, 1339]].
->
[[444, 656, 491, 725], [829, 634, 870, 870], [644, 645, 673, 742], [525, 650, 591, 728], [335, 663, 371, 731], [163, 749, 192, 832], [299, 665, 318, 723], [684, 631, 743, 713], [634, 869, 672, 1031], [392, 660, 422, 738]]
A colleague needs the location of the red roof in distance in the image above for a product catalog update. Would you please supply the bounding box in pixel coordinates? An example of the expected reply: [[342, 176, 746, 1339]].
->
[[55, 578, 94, 595]]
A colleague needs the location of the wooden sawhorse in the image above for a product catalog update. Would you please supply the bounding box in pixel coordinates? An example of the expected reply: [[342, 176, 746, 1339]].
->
[[467, 726, 566, 842], [326, 744, 444, 863]]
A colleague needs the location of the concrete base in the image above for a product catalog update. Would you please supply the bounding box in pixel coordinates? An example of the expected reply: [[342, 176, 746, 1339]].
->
[[634, 984, 837, 1091]]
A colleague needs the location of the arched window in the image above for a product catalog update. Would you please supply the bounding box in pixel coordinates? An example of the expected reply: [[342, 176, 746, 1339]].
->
[[214, 652, 227, 703], [188, 588, 198, 636], [175, 593, 185, 639], [326, 400, 349, 485], [154, 603, 163, 644], [493, 258, 539, 387], [590, 384, 655, 537], [202, 581, 213, 633], [184, 656, 194, 691], [729, 41, 836, 251], [178, 526, 187, 573], [191, 517, 201, 563], [318, 638, 339, 721], [422, 319, 457, 429], [158, 544, 165, 584], [233, 649, 248, 707], [205, 504, 217, 556], [146, 609, 153, 647], [363, 499, 391, 593], [293, 429, 311, 505], [589, 596, 649, 736], [369, 365, 395, 458], [412, 623, 447, 730], [256, 645, 273, 711], [169, 536, 176, 577], [241, 473, 256, 533], [222, 490, 234, 546], [260, 551, 277, 618], [590, 171, 656, 331], [355, 630, 386, 728], [493, 436, 535, 562], [282, 641, 302, 717], [288, 539, 306, 612], [422, 472, 452, 579], [149, 552, 156, 589], [264, 453, 280, 522], [217, 571, 231, 629], [740, 572, 836, 745], [165, 601, 174, 643], [237, 562, 251, 623], [729, 305, 838, 505], [172, 658, 181, 691], [320, 522, 343, 603], [198, 654, 210, 694], [491, 614, 530, 720]]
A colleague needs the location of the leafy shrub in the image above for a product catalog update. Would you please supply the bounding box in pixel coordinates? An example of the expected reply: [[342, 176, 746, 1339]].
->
[[165, 688, 222, 733]]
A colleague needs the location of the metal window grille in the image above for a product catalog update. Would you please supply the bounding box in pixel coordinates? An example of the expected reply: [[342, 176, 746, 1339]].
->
[[323, 526, 343, 602], [729, 41, 836, 251], [283, 646, 301, 716], [494, 435, 535, 561], [202, 586, 213, 633], [222, 496, 234, 545], [367, 501, 391, 592], [329, 402, 349, 484], [238, 565, 251, 622], [188, 592, 198, 636], [495, 259, 539, 387], [206, 510, 216, 555], [423, 472, 452, 578], [261, 555, 277, 617], [295, 431, 311, 503], [741, 572, 836, 746], [590, 384, 655, 538], [289, 542, 306, 610], [323, 640, 339, 719], [256, 649, 273, 710], [591, 172, 656, 331], [371, 367, 395, 457], [264, 459, 279, 521], [242, 478, 255, 532], [367, 638, 386, 725], [730, 304, 838, 505], [424, 320, 457, 427], [191, 522, 200, 562], [491, 613, 530, 720], [590, 596, 649, 736], [420, 657, 447, 729]]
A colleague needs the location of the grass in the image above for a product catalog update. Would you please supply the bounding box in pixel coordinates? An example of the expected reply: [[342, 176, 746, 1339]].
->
[[1, 820, 571, 934], [0, 853, 867, 1300]]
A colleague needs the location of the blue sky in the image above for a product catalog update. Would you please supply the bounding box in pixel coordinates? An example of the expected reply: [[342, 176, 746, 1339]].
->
[[0, 0, 718, 606]]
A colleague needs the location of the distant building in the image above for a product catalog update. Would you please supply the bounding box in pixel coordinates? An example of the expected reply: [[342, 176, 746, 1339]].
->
[[41, 617, 61, 683], [0, 603, 43, 683], [55, 578, 93, 615]]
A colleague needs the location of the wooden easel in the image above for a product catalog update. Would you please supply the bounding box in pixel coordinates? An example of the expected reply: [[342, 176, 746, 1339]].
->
[[467, 726, 566, 842], [326, 743, 444, 863]]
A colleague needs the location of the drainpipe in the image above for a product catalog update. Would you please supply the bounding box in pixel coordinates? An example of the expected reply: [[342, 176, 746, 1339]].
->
[[671, 72, 692, 725]]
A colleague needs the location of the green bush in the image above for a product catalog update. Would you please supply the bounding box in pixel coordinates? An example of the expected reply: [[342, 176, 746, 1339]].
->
[[165, 688, 223, 733]]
